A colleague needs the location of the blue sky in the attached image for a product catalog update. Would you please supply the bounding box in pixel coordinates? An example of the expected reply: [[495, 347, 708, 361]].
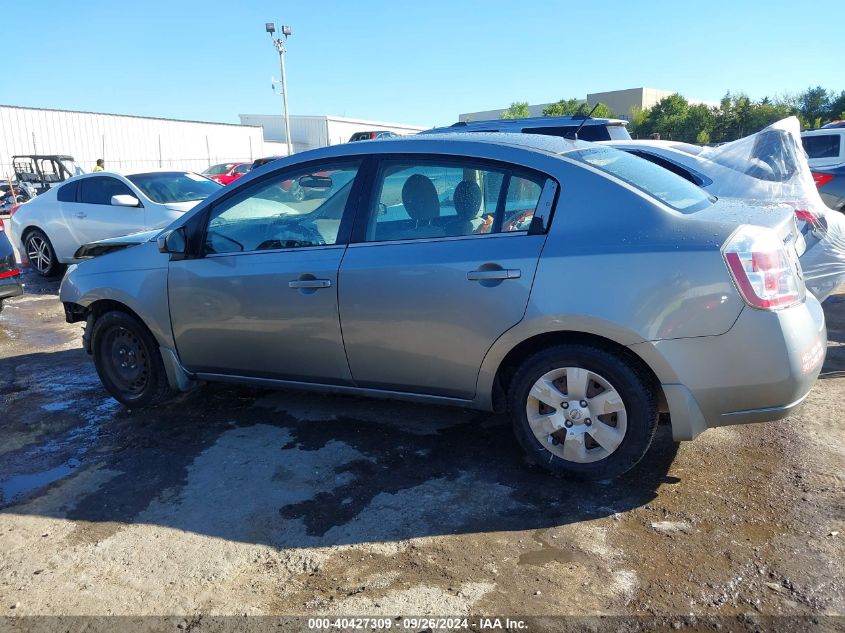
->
[[1, 0, 839, 128]]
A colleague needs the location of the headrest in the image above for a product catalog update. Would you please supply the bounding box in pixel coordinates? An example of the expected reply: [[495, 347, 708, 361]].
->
[[453, 180, 482, 220], [401, 174, 440, 222]]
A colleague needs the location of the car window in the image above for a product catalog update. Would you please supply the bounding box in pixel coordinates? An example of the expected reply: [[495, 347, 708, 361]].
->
[[127, 172, 221, 203], [802, 135, 841, 159], [204, 162, 360, 255], [365, 159, 547, 242], [234, 164, 251, 174], [203, 163, 233, 176], [56, 180, 79, 202], [78, 176, 135, 206], [568, 146, 714, 213]]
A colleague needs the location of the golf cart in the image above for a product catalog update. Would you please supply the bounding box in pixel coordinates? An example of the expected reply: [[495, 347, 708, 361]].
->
[[12, 155, 85, 196]]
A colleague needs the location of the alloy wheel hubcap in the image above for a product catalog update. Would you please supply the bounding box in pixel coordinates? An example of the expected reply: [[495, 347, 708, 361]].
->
[[525, 366, 627, 464], [26, 236, 50, 273]]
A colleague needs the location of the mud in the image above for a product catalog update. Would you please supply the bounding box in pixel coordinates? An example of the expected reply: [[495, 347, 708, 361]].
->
[[0, 264, 843, 623]]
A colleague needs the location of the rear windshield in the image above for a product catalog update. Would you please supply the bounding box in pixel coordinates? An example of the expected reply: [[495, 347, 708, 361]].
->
[[568, 146, 714, 213], [802, 134, 841, 159], [127, 172, 222, 203]]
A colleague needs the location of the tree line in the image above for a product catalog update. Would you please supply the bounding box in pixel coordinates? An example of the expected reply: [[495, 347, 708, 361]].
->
[[499, 86, 845, 144]]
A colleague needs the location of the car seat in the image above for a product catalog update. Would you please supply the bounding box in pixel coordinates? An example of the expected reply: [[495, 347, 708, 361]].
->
[[389, 174, 444, 240], [444, 180, 483, 236]]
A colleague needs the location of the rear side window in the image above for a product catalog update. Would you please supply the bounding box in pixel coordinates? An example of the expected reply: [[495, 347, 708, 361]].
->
[[364, 158, 550, 242], [56, 180, 79, 202], [802, 134, 841, 159], [568, 146, 714, 213], [79, 176, 134, 205]]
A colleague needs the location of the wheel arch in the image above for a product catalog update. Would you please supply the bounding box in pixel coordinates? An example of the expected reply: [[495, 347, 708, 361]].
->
[[481, 328, 668, 417]]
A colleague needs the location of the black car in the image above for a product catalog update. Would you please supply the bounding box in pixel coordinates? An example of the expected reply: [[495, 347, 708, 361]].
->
[[813, 165, 845, 213], [0, 224, 23, 313]]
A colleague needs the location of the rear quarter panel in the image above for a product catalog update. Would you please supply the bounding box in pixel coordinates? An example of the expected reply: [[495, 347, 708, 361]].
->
[[475, 162, 743, 405]]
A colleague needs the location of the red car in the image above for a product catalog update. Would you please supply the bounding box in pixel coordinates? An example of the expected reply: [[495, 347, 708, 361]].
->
[[202, 162, 251, 185]]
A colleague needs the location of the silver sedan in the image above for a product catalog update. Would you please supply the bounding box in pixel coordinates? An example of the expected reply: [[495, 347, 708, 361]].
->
[[59, 133, 826, 479]]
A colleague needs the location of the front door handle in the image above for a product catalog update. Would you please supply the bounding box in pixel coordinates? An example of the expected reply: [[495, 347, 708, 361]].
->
[[467, 269, 521, 281], [288, 279, 332, 289], [75, 212, 87, 219]]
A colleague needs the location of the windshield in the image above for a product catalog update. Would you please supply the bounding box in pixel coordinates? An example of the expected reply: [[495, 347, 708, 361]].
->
[[59, 159, 85, 176], [568, 146, 714, 213], [203, 163, 234, 176], [128, 172, 222, 203]]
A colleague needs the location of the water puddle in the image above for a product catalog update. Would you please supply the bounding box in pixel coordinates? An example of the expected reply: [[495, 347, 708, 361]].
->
[[1, 458, 80, 504]]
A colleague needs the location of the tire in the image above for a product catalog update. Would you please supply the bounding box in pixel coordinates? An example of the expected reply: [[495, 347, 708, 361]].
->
[[90, 310, 175, 408], [508, 343, 658, 480], [23, 229, 63, 277]]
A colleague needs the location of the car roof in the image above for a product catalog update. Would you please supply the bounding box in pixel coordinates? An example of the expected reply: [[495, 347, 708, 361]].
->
[[67, 169, 200, 179], [801, 128, 845, 137]]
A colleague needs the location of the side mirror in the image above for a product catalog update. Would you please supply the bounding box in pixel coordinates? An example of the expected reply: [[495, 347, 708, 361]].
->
[[157, 227, 187, 255], [111, 194, 141, 207]]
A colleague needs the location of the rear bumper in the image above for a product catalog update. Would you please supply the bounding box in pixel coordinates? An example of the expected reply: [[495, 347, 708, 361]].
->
[[0, 275, 23, 301], [631, 295, 827, 440]]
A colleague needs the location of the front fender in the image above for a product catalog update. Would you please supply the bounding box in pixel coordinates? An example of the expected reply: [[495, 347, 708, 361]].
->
[[59, 241, 174, 349]]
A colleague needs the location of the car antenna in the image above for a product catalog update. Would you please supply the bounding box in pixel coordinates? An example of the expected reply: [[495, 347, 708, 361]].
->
[[566, 103, 601, 140]]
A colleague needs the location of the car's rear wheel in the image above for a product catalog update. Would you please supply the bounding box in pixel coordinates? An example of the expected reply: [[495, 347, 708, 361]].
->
[[508, 344, 658, 479], [24, 229, 62, 277], [91, 310, 175, 408]]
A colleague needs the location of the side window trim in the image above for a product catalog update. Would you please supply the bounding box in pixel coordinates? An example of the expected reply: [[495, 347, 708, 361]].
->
[[349, 153, 557, 245], [197, 158, 365, 258]]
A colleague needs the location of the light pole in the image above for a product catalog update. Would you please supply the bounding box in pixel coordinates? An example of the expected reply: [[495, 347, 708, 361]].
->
[[266, 22, 293, 157]]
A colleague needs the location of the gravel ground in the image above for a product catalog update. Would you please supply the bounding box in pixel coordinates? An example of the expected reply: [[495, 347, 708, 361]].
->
[[0, 252, 843, 630]]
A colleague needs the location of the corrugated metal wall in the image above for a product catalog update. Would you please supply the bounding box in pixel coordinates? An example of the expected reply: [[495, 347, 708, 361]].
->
[[0, 105, 267, 177], [238, 114, 424, 151]]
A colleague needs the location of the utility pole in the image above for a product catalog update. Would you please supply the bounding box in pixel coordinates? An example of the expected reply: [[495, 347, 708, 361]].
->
[[266, 22, 293, 156]]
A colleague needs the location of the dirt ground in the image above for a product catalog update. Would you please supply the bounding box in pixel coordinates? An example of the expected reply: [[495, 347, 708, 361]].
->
[[1, 254, 843, 629]]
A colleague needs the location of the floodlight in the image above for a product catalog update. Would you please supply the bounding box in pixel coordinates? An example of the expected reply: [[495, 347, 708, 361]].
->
[[282, 25, 292, 36], [265, 22, 276, 34]]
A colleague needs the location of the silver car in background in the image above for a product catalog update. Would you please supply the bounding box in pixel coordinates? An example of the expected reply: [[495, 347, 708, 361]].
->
[[59, 134, 826, 479]]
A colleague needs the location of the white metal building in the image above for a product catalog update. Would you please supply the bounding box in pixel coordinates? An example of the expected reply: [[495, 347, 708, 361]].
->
[[238, 114, 425, 154], [0, 104, 268, 177]]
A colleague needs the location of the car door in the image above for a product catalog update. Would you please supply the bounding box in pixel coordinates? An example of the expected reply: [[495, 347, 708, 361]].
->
[[339, 155, 558, 399], [71, 176, 147, 247], [167, 160, 363, 383]]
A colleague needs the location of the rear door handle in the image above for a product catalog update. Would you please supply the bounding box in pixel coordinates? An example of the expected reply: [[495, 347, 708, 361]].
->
[[288, 279, 332, 289], [467, 269, 521, 281], [75, 212, 87, 219]]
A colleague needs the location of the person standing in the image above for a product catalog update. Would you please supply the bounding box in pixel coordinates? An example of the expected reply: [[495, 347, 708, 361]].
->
[[93, 159, 105, 172]]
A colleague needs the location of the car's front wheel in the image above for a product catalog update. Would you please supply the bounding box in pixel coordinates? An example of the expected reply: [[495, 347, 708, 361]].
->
[[91, 310, 175, 408], [24, 229, 62, 277], [508, 344, 658, 480]]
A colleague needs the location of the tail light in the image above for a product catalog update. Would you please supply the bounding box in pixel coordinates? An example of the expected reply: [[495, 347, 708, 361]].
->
[[723, 225, 803, 310], [794, 209, 821, 224], [0, 268, 20, 279], [812, 172, 834, 188]]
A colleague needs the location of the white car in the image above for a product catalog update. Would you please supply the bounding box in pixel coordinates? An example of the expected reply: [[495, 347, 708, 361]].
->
[[10, 170, 222, 276]]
